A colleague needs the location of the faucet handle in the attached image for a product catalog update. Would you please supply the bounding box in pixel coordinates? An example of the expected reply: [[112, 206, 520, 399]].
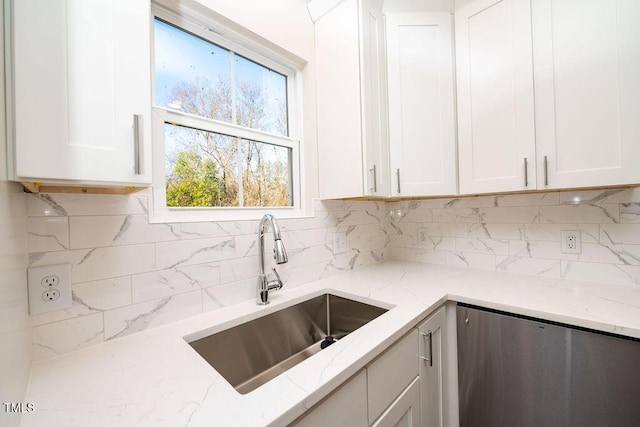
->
[[266, 267, 284, 292], [271, 267, 283, 285]]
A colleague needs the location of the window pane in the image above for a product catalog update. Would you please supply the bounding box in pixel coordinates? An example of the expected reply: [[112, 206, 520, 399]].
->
[[240, 139, 292, 207], [154, 19, 232, 123], [235, 55, 288, 136], [164, 123, 239, 207]]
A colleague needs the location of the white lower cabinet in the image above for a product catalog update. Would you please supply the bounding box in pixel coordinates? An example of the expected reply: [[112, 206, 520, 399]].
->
[[292, 305, 456, 427], [371, 377, 420, 427], [418, 306, 446, 427], [291, 369, 368, 427], [292, 330, 418, 427], [368, 330, 419, 422]]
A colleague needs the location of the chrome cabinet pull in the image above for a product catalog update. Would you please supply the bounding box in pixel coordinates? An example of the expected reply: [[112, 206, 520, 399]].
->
[[524, 157, 528, 187], [396, 168, 401, 194], [421, 331, 433, 367], [133, 114, 143, 175], [544, 155, 548, 186], [370, 164, 377, 192]]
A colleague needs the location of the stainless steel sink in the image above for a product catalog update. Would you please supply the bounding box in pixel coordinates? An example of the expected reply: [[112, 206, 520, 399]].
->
[[187, 293, 388, 394]]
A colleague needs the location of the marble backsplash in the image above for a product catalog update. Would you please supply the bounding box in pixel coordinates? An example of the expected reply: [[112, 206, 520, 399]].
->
[[25, 186, 640, 361], [387, 187, 640, 287], [26, 193, 388, 360]]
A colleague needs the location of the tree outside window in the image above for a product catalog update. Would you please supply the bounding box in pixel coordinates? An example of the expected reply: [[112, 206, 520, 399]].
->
[[154, 18, 293, 208]]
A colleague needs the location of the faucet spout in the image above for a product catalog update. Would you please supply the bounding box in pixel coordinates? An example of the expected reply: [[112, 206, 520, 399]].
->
[[257, 214, 288, 305]]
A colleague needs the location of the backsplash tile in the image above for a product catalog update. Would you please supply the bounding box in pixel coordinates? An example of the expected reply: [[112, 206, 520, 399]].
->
[[69, 215, 180, 249], [25, 193, 389, 360], [103, 291, 202, 340], [539, 204, 619, 224], [26, 217, 69, 252], [620, 203, 640, 223], [25, 187, 640, 360], [388, 188, 640, 289], [600, 224, 640, 244]]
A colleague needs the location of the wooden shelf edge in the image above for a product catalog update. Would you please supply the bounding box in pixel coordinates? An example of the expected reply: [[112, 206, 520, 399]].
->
[[21, 182, 147, 195]]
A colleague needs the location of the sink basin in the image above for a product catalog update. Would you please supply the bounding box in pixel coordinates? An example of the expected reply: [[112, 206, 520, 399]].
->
[[187, 293, 388, 394]]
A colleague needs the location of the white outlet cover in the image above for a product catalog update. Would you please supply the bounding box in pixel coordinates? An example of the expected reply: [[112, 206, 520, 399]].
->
[[561, 230, 582, 254], [27, 264, 72, 315], [333, 232, 348, 255]]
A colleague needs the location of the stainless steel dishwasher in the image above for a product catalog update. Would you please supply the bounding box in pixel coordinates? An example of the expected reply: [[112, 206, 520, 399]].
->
[[457, 303, 640, 427]]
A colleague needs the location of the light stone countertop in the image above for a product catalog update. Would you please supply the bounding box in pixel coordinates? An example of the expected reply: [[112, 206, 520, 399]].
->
[[22, 261, 640, 426]]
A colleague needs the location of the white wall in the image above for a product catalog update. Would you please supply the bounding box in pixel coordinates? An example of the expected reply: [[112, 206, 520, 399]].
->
[[0, 183, 29, 427], [0, 6, 31, 426]]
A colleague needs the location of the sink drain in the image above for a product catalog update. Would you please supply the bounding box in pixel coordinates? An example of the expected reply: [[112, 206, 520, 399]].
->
[[320, 336, 337, 349]]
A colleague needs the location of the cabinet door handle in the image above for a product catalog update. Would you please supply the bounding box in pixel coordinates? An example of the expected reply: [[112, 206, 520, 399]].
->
[[370, 164, 377, 192], [420, 331, 433, 367], [133, 114, 143, 175], [396, 168, 401, 194], [524, 157, 528, 187], [544, 155, 548, 186]]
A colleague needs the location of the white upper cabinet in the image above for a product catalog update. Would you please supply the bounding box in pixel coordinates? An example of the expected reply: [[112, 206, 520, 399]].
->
[[6, 0, 152, 186], [455, 0, 536, 195], [531, 0, 640, 189], [386, 13, 457, 197], [314, 0, 389, 199], [456, 0, 640, 195]]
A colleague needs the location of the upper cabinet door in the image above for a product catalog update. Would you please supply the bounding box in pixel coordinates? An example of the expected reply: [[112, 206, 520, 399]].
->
[[532, 0, 640, 189], [361, 0, 390, 197], [315, 0, 364, 199], [386, 13, 457, 197], [315, 0, 388, 199], [8, 0, 152, 185], [455, 0, 536, 195]]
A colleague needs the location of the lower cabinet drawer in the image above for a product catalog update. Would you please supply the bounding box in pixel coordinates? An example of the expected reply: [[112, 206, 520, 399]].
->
[[291, 369, 368, 427], [367, 330, 419, 422]]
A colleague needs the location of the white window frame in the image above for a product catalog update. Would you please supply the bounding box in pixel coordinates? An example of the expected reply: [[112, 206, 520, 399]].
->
[[149, 2, 304, 223]]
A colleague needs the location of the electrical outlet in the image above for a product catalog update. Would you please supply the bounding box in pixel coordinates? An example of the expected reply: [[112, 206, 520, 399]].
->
[[333, 232, 348, 255], [561, 230, 581, 254], [27, 264, 72, 315], [41, 275, 60, 288], [42, 289, 61, 301]]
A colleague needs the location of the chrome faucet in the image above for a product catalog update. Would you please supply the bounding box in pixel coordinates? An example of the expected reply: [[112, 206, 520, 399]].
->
[[257, 214, 288, 305]]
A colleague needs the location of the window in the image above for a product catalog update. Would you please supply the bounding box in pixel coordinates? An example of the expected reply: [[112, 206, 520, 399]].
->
[[150, 6, 302, 222]]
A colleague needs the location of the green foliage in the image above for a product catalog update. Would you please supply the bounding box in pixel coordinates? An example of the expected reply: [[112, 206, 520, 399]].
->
[[166, 150, 224, 207], [166, 78, 291, 208]]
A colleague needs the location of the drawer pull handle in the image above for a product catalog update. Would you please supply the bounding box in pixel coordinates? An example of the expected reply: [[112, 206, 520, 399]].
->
[[133, 114, 143, 175], [370, 164, 377, 192], [421, 330, 433, 367]]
